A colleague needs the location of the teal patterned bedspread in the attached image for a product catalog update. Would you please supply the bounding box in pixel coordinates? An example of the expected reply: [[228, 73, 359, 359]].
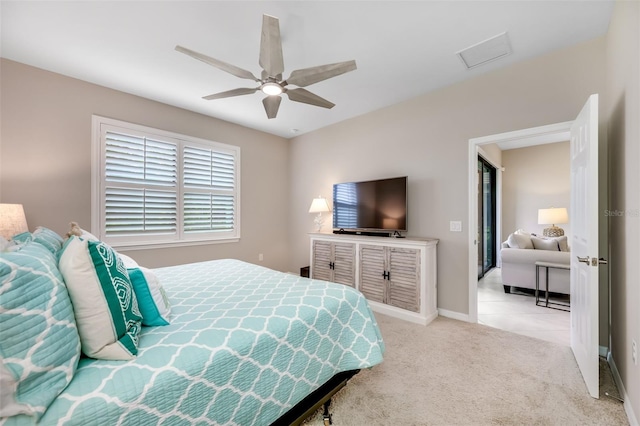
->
[[8, 259, 384, 425]]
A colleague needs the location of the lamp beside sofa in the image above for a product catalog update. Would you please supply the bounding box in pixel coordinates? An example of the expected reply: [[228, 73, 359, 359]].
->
[[500, 231, 570, 294]]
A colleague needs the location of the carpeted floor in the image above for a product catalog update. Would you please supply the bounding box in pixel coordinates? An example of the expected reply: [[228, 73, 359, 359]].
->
[[305, 314, 628, 425]]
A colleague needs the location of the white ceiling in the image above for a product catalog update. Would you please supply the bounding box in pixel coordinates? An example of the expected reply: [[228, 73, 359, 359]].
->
[[1, 1, 614, 139]]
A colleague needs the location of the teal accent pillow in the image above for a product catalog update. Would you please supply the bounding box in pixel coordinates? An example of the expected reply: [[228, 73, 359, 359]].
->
[[58, 237, 142, 360], [0, 241, 81, 419], [31, 227, 64, 256], [128, 267, 171, 327], [10, 232, 32, 244]]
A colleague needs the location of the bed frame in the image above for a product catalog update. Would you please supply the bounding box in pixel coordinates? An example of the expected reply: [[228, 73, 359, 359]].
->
[[270, 369, 360, 425]]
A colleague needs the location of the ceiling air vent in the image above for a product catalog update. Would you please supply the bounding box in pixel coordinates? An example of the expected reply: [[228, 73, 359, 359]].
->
[[457, 32, 511, 69]]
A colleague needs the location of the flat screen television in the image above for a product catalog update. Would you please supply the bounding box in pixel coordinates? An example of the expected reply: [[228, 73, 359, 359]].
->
[[332, 176, 407, 233]]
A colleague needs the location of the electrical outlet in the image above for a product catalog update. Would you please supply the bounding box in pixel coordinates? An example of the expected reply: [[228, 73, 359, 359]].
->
[[633, 340, 638, 366], [450, 221, 462, 232], [258, 253, 264, 262]]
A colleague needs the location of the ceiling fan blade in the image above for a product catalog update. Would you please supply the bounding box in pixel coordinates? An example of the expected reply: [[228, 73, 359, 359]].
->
[[285, 60, 357, 87], [262, 96, 282, 119], [285, 88, 335, 109], [203, 87, 258, 100], [176, 45, 259, 82], [259, 14, 285, 78]]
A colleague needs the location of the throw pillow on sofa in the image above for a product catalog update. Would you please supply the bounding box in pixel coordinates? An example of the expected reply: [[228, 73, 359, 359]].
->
[[531, 235, 568, 251], [0, 240, 81, 419], [58, 236, 142, 360], [507, 233, 534, 249]]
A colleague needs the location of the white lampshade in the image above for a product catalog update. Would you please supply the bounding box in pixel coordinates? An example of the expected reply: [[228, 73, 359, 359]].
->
[[308, 197, 330, 213], [538, 207, 569, 225], [0, 204, 29, 240]]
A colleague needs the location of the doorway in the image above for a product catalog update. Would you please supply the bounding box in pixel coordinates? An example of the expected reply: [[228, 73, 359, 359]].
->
[[466, 121, 573, 323], [477, 156, 497, 279]]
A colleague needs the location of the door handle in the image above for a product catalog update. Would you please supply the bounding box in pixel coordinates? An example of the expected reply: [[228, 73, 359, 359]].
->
[[577, 256, 590, 264], [577, 256, 608, 266]]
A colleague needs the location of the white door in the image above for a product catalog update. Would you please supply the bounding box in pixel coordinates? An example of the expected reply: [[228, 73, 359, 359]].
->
[[570, 94, 600, 398]]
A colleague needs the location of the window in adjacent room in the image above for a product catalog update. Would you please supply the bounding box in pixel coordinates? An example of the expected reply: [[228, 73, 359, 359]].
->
[[91, 116, 240, 249]]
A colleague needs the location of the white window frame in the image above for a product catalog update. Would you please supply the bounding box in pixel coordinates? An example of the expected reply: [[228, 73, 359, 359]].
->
[[91, 116, 241, 250]]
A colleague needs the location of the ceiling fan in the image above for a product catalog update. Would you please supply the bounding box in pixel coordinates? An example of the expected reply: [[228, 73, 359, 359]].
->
[[176, 14, 357, 119]]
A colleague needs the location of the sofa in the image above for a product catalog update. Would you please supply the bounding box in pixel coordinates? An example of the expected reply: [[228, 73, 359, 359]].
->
[[500, 231, 571, 295]]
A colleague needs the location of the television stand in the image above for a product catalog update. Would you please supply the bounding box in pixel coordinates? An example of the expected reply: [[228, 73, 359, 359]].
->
[[309, 233, 439, 325]]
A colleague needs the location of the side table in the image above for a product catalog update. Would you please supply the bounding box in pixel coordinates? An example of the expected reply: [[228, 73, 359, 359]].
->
[[535, 261, 570, 311], [300, 266, 310, 278]]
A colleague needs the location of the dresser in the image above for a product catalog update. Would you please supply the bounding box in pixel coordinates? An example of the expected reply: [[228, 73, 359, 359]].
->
[[309, 233, 438, 325]]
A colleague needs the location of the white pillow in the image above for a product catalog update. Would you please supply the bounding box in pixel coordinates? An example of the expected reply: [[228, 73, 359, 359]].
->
[[58, 236, 142, 360], [531, 235, 569, 251], [549, 235, 569, 252], [507, 233, 534, 249], [531, 236, 562, 251], [118, 253, 139, 269], [514, 229, 530, 237]]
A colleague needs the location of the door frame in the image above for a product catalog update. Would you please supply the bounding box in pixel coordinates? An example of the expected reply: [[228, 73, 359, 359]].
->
[[467, 121, 573, 323]]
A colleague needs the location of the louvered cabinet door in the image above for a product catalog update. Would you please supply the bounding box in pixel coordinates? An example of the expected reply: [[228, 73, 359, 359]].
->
[[359, 244, 386, 303], [333, 242, 356, 287], [312, 240, 332, 282], [387, 247, 421, 312]]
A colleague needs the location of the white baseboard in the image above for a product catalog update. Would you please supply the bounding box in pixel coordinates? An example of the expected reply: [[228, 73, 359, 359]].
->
[[438, 308, 470, 322], [368, 301, 435, 326], [608, 353, 639, 426], [599, 345, 608, 357]]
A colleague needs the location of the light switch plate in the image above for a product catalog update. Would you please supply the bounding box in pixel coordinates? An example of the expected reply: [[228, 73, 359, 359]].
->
[[450, 221, 462, 232]]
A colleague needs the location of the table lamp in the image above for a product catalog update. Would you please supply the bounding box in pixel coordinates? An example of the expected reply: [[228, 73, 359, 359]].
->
[[538, 207, 568, 237], [0, 204, 29, 240], [309, 196, 330, 232]]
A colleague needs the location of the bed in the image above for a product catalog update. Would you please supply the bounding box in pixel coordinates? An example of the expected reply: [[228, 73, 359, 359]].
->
[[1, 250, 384, 426]]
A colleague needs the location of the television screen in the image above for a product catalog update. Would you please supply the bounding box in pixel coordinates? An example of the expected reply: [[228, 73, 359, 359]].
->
[[332, 176, 407, 232]]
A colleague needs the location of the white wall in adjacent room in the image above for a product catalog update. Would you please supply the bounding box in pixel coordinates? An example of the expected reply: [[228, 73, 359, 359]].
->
[[501, 142, 570, 241]]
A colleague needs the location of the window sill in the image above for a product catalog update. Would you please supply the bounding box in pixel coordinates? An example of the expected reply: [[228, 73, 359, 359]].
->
[[109, 237, 240, 252]]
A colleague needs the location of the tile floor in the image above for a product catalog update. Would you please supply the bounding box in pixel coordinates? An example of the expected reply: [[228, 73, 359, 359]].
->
[[477, 268, 570, 346]]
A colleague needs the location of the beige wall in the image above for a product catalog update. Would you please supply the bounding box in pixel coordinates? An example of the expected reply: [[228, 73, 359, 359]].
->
[[478, 143, 502, 168], [288, 37, 606, 315], [606, 0, 640, 420], [501, 142, 570, 240], [0, 59, 292, 272]]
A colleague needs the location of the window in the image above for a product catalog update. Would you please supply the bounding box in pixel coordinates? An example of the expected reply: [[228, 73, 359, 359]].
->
[[92, 116, 240, 248]]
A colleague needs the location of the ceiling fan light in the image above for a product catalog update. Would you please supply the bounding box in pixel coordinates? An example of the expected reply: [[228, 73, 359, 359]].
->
[[261, 82, 283, 96]]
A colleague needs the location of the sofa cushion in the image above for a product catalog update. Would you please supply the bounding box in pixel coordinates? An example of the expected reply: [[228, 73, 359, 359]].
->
[[0, 240, 81, 419], [531, 235, 569, 251], [548, 235, 569, 252], [507, 233, 533, 249], [531, 236, 560, 251]]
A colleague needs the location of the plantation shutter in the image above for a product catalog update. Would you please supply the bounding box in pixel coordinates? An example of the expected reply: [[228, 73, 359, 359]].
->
[[183, 146, 236, 233], [104, 132, 178, 236], [94, 116, 240, 246]]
